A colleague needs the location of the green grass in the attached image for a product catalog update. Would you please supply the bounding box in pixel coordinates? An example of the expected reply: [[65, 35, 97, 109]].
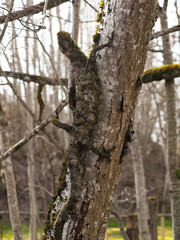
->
[[0, 218, 173, 240], [0, 222, 41, 240], [107, 217, 173, 240]]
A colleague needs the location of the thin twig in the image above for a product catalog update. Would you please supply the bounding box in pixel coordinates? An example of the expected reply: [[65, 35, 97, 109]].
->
[[83, 0, 98, 12]]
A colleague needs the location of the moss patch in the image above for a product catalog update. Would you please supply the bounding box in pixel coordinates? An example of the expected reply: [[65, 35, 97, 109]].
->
[[142, 64, 180, 83], [57, 31, 87, 65]]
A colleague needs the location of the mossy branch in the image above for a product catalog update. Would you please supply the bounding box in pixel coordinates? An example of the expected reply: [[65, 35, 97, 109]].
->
[[57, 31, 87, 66], [142, 64, 180, 83]]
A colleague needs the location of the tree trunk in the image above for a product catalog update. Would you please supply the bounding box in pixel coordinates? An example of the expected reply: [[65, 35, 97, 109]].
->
[[26, 87, 38, 240], [132, 143, 151, 240], [126, 214, 138, 240], [68, 0, 81, 110], [44, 1, 157, 239], [0, 104, 23, 240], [148, 197, 158, 240], [160, 4, 180, 240]]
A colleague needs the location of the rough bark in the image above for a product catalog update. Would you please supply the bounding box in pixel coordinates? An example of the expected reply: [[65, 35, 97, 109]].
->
[[43, 1, 157, 239], [160, 5, 180, 240]]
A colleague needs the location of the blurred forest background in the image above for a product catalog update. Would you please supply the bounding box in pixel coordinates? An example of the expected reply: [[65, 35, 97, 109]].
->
[[0, 0, 180, 239]]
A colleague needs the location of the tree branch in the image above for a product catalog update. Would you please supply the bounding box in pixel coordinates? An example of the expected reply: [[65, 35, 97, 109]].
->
[[142, 64, 180, 84], [0, 0, 15, 43], [111, 209, 130, 240], [1, 67, 66, 153], [0, 101, 68, 163], [0, 0, 69, 25], [37, 84, 45, 121], [52, 118, 74, 134], [0, 70, 68, 86], [83, 0, 98, 12], [151, 25, 180, 40], [57, 31, 87, 67]]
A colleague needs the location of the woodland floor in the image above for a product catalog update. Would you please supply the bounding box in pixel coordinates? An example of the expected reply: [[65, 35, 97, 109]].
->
[[0, 218, 172, 240]]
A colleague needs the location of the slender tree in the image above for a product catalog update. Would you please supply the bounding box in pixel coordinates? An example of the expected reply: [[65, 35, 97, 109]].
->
[[0, 103, 23, 240], [159, 1, 180, 239]]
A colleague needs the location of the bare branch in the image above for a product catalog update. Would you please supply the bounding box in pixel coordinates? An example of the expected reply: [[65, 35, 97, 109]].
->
[[111, 209, 130, 240], [83, 0, 98, 13], [37, 84, 45, 121], [0, 67, 37, 121], [0, 70, 68, 86], [0, 101, 68, 163], [0, 0, 15, 43], [0, 0, 69, 25], [0, 6, 45, 32], [151, 25, 180, 40], [148, 48, 163, 53], [142, 64, 180, 84], [0, 68, 67, 153]]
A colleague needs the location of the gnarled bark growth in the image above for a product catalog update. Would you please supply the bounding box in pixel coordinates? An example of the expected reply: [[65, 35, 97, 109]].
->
[[43, 1, 157, 239]]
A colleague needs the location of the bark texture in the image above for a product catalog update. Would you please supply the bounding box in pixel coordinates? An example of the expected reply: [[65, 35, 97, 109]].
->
[[160, 5, 180, 240], [44, 1, 157, 239]]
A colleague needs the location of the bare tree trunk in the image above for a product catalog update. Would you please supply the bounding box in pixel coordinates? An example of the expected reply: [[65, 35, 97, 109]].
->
[[24, 14, 37, 239], [43, 1, 157, 239], [131, 143, 151, 240], [0, 104, 23, 240], [68, 0, 81, 110], [27, 138, 37, 240], [160, 3, 180, 239], [25, 84, 37, 240]]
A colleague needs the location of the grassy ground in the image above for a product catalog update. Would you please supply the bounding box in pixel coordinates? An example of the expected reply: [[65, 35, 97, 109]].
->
[[107, 217, 172, 240], [0, 217, 172, 240]]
